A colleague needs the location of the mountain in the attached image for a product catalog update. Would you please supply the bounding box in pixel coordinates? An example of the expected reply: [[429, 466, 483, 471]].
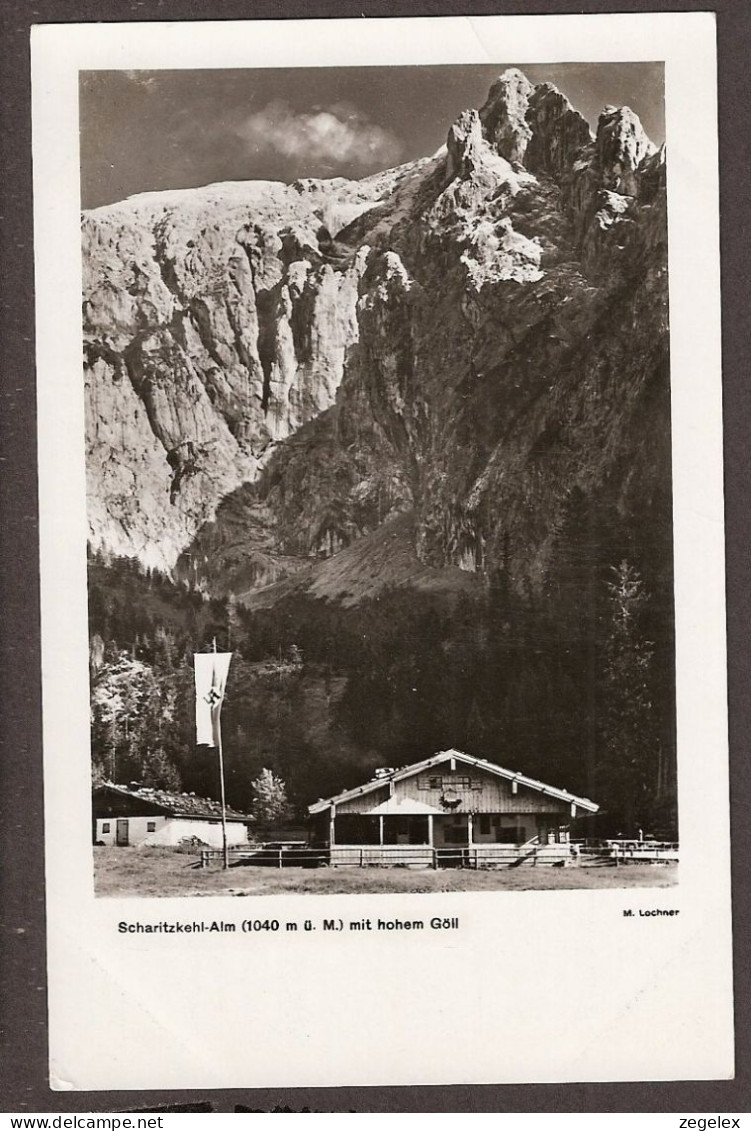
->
[[83, 69, 669, 603], [84, 70, 674, 833]]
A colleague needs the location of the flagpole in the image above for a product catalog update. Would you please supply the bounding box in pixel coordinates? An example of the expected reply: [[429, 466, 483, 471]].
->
[[213, 637, 230, 871], [217, 723, 229, 870]]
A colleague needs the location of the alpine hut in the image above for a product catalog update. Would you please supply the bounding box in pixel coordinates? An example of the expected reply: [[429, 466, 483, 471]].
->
[[308, 749, 598, 866]]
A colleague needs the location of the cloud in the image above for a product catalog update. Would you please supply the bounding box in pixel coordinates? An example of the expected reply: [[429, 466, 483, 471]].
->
[[122, 71, 159, 91], [236, 101, 403, 169]]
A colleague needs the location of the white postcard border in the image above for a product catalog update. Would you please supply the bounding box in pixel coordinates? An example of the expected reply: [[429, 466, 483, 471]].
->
[[32, 12, 731, 1091]]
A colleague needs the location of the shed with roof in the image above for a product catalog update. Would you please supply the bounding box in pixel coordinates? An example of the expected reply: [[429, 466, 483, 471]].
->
[[92, 783, 251, 848]]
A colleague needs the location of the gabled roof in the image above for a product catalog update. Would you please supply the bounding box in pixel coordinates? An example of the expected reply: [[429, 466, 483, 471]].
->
[[308, 749, 598, 814], [93, 783, 251, 822]]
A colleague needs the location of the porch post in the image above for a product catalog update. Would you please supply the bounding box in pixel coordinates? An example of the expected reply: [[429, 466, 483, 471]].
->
[[379, 815, 384, 845], [329, 804, 336, 847], [467, 812, 474, 845], [427, 814, 434, 846]]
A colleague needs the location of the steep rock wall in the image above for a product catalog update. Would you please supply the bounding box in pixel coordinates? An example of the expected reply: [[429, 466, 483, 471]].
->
[[84, 69, 669, 604], [83, 172, 409, 569], [183, 70, 668, 602]]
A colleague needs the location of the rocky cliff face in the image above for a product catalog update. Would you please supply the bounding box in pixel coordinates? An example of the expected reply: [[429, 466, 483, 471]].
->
[[83, 166, 420, 568], [84, 69, 669, 602]]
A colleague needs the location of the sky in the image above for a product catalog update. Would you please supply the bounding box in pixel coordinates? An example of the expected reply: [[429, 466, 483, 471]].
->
[[79, 63, 665, 210]]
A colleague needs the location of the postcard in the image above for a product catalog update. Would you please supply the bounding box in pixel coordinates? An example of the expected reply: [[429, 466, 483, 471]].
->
[[32, 12, 732, 1090]]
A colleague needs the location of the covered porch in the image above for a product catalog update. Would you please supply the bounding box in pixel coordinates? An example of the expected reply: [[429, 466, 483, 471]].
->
[[320, 807, 574, 867], [327, 809, 570, 846]]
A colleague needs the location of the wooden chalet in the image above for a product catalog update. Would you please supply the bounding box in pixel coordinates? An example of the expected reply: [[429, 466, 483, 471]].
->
[[308, 749, 599, 867], [92, 783, 251, 849]]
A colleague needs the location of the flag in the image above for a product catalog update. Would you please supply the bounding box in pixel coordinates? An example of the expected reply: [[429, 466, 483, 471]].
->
[[194, 652, 232, 747]]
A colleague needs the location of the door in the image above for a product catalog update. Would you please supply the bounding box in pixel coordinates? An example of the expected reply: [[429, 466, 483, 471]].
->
[[440, 815, 469, 845], [116, 819, 129, 846]]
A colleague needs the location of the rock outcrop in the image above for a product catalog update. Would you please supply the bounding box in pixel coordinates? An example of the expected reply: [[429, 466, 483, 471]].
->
[[83, 69, 669, 605], [479, 69, 535, 164], [83, 169, 414, 568]]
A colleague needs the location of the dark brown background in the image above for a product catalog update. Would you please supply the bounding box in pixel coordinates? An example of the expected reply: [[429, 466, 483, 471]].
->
[[1, 0, 748, 1113]]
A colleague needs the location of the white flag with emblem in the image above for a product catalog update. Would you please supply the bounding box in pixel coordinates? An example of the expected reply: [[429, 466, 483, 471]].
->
[[194, 652, 232, 747]]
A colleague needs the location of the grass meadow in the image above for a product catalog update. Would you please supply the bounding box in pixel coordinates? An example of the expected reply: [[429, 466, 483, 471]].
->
[[94, 847, 678, 898]]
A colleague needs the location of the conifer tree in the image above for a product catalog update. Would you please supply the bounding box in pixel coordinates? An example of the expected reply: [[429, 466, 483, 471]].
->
[[598, 561, 659, 834]]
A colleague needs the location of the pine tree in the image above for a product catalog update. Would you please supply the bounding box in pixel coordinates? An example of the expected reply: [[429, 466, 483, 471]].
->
[[598, 561, 660, 834]]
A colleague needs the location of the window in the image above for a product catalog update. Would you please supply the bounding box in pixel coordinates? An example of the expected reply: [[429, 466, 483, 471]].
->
[[420, 774, 481, 791], [101, 822, 110, 833], [146, 821, 156, 832]]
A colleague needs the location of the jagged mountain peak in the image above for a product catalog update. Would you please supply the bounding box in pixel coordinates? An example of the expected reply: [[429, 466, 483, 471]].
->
[[455, 68, 660, 194], [478, 68, 536, 164], [594, 104, 656, 193], [449, 69, 657, 196], [84, 71, 667, 595], [486, 65, 536, 92]]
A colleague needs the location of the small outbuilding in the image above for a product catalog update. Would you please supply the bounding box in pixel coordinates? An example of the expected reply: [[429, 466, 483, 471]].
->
[[92, 783, 251, 849], [308, 749, 598, 866]]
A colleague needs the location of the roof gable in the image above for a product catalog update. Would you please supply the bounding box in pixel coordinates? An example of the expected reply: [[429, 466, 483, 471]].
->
[[309, 749, 598, 814]]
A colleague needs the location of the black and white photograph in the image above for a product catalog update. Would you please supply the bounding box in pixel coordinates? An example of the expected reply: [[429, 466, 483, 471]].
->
[[82, 61, 677, 897], [32, 13, 732, 1090]]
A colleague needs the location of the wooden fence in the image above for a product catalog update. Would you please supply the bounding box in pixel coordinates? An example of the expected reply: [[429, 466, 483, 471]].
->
[[199, 845, 328, 868], [200, 839, 679, 870], [202, 842, 569, 869]]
